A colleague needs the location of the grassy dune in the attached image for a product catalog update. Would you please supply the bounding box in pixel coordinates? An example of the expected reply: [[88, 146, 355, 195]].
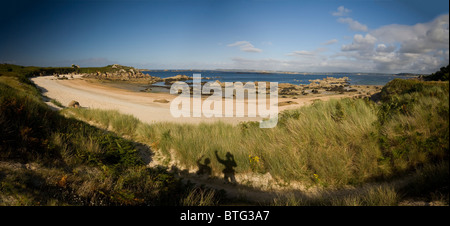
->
[[0, 65, 222, 206], [1, 64, 448, 205], [65, 79, 448, 189]]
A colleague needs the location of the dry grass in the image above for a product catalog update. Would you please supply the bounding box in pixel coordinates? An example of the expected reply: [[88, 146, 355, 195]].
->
[[64, 98, 381, 187], [64, 79, 448, 192]]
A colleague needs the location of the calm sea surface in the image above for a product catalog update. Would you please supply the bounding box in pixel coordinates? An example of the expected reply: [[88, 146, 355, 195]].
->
[[142, 70, 410, 86], [103, 70, 415, 93]]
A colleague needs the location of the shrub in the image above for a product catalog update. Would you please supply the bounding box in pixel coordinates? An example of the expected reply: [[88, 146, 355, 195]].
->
[[377, 79, 449, 174]]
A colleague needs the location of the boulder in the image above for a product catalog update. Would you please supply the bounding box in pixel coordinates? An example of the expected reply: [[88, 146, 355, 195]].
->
[[154, 99, 170, 103], [278, 101, 297, 107], [68, 100, 80, 108], [326, 85, 345, 92], [308, 77, 350, 88], [163, 74, 191, 85]]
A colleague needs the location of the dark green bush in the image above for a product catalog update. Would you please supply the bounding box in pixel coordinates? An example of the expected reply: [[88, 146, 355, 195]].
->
[[424, 65, 449, 81]]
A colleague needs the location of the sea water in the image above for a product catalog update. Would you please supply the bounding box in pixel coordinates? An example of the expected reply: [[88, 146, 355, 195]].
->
[[142, 70, 410, 86], [114, 70, 415, 93]]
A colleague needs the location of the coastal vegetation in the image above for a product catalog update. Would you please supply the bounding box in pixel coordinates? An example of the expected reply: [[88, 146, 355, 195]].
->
[[1, 63, 448, 206], [0, 64, 223, 206], [0, 63, 138, 78], [64, 79, 448, 195], [424, 64, 449, 81]]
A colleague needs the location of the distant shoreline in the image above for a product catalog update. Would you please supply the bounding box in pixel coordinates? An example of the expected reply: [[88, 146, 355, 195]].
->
[[139, 68, 424, 77]]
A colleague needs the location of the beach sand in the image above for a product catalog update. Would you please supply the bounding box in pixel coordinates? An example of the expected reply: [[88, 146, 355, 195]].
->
[[31, 75, 377, 125]]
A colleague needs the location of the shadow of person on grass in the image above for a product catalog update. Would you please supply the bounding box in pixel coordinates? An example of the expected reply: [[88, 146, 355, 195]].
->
[[215, 150, 237, 184], [196, 155, 212, 177]]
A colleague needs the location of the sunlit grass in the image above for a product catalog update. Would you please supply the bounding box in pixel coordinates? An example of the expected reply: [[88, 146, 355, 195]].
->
[[64, 79, 448, 190]]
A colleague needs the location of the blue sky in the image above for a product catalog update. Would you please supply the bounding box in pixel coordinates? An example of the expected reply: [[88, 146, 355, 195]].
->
[[0, 0, 448, 73]]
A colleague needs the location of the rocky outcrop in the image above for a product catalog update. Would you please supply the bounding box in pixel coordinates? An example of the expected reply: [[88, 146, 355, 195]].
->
[[68, 100, 80, 108], [278, 83, 300, 95], [326, 85, 346, 92], [88, 69, 151, 80], [163, 75, 191, 85], [277, 77, 353, 96], [82, 65, 160, 83], [307, 77, 349, 88], [278, 101, 297, 107]]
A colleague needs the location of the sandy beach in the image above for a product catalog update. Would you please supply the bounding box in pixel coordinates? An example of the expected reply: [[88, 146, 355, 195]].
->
[[31, 75, 376, 125]]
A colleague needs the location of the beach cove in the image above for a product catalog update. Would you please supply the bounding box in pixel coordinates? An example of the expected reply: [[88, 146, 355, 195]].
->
[[31, 73, 382, 125]]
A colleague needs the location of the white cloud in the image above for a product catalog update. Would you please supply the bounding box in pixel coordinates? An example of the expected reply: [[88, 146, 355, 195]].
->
[[287, 47, 328, 57], [226, 14, 449, 74], [230, 57, 285, 70], [287, 50, 315, 56], [322, 39, 338, 45], [332, 6, 351, 17], [230, 56, 375, 73], [376, 44, 396, 53], [354, 34, 377, 44], [331, 6, 368, 32], [370, 14, 449, 54], [338, 17, 368, 32], [336, 14, 449, 73], [227, 41, 262, 53], [227, 41, 248, 47], [341, 34, 377, 52]]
